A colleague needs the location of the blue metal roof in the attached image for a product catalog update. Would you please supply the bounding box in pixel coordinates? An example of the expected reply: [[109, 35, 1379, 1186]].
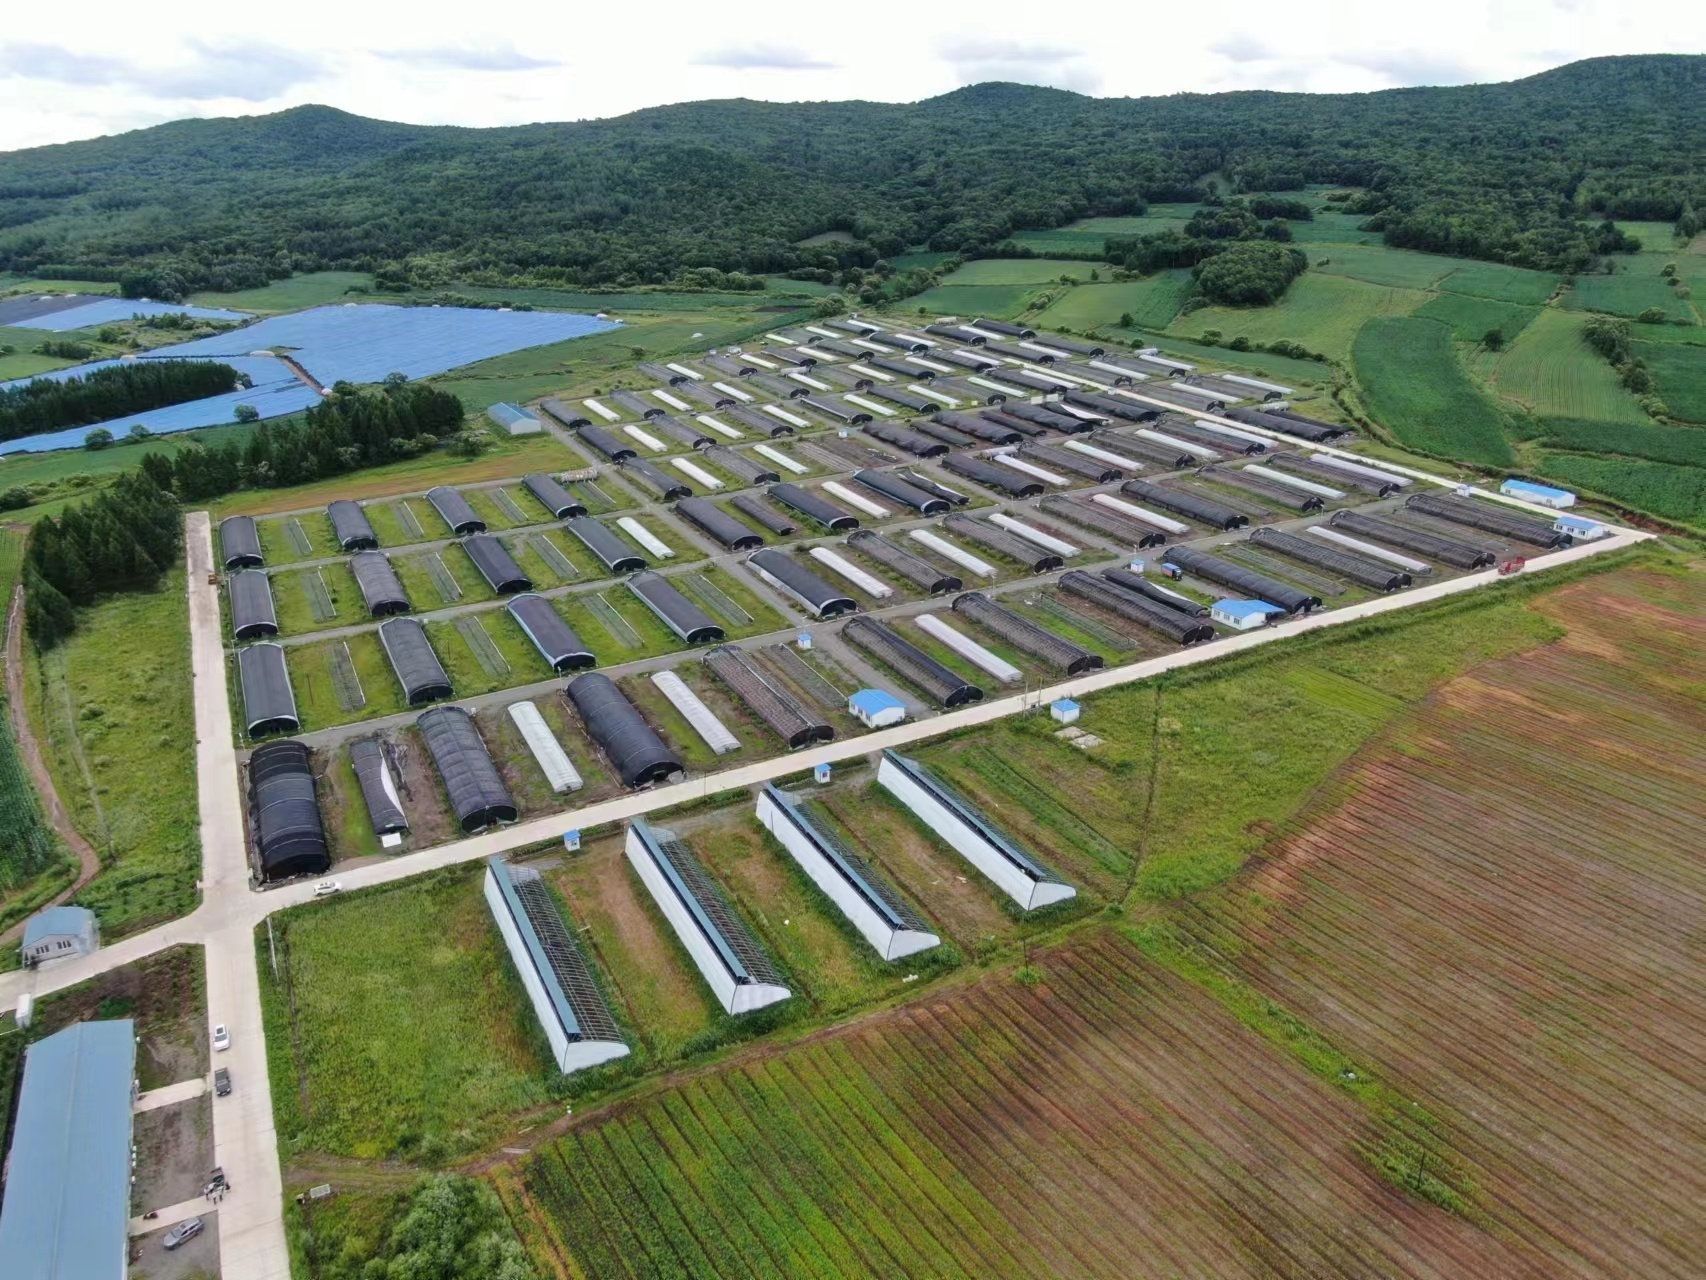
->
[[487, 402, 535, 427], [1554, 515, 1600, 532], [1052, 698, 1080, 712], [849, 688, 905, 715], [20, 906, 95, 948], [1500, 479, 1574, 501], [1213, 598, 1284, 619], [0, 1020, 136, 1280]]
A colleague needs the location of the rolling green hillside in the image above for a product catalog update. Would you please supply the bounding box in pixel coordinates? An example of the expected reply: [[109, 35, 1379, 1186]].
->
[[1, 56, 1703, 295]]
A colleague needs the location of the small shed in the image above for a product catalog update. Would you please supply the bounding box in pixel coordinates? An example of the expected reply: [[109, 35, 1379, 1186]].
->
[[1050, 699, 1080, 725], [1500, 479, 1575, 508], [1211, 598, 1284, 630], [1554, 514, 1609, 541], [20, 905, 99, 967], [848, 688, 907, 729], [488, 402, 542, 435]]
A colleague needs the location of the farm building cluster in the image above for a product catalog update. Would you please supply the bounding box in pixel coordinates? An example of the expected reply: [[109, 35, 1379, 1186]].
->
[[218, 313, 1599, 887]]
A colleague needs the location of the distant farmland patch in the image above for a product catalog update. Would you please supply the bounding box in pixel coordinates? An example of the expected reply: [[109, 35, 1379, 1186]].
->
[[1537, 416, 1706, 467], [948, 258, 1108, 285], [1564, 270, 1695, 323], [1309, 243, 1464, 290], [1353, 316, 1514, 465], [1478, 307, 1650, 424], [1036, 272, 1193, 331], [1635, 339, 1706, 422], [906, 283, 1044, 319], [1173, 273, 1426, 363], [1413, 293, 1539, 342], [1435, 261, 1560, 305]]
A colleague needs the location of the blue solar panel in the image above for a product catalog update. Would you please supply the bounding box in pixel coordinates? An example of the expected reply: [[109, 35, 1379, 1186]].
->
[[149, 304, 620, 385], [24, 297, 251, 331], [0, 304, 618, 455]]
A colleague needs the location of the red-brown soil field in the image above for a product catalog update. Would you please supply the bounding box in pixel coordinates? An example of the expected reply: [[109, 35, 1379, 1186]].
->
[[1233, 569, 1706, 1277]]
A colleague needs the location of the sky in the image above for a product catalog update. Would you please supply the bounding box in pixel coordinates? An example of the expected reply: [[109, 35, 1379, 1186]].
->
[[0, 1, 1698, 151]]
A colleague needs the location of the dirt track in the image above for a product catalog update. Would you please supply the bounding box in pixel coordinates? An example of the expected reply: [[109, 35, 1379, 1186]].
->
[[0, 583, 101, 945]]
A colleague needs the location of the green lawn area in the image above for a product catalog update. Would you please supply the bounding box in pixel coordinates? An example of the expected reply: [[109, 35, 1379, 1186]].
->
[[1413, 293, 1539, 342], [1476, 307, 1651, 425], [188, 271, 378, 312], [944, 258, 1106, 285], [1617, 221, 1687, 252], [1436, 262, 1561, 305], [0, 347, 79, 381], [903, 283, 1041, 319], [258, 868, 554, 1162], [0, 425, 263, 523], [256, 512, 337, 566], [424, 611, 554, 698], [270, 562, 363, 635], [1036, 272, 1194, 331], [1564, 270, 1697, 323], [1353, 316, 1514, 465], [886, 251, 957, 271], [1309, 243, 1466, 290], [291, 631, 409, 730], [209, 434, 581, 519], [26, 571, 200, 936], [1138, 334, 1335, 386], [1169, 272, 1427, 363], [435, 309, 794, 411], [1284, 212, 1384, 245], [1635, 339, 1706, 423]]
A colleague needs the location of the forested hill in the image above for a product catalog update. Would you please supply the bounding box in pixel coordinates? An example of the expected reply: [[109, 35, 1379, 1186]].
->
[[2, 54, 1702, 294]]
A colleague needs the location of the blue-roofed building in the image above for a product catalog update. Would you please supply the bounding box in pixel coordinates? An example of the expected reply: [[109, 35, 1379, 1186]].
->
[[1500, 478, 1576, 508], [0, 1020, 137, 1280], [848, 688, 907, 728], [1211, 599, 1285, 630], [1555, 514, 1610, 541], [1050, 698, 1081, 725], [487, 402, 541, 435], [20, 906, 99, 968]]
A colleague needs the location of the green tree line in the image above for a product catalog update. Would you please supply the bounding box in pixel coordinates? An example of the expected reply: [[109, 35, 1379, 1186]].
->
[[0, 360, 242, 443], [25, 472, 183, 648], [0, 56, 1700, 293], [138, 380, 466, 502]]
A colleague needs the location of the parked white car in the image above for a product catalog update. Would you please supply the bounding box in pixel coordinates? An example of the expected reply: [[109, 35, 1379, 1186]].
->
[[212, 1024, 231, 1052], [314, 880, 342, 897]]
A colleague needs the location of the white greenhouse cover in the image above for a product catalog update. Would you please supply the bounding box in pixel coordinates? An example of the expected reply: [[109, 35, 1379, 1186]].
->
[[695, 413, 743, 439], [843, 394, 895, 417], [754, 443, 808, 473], [624, 424, 665, 452], [822, 480, 889, 517], [1138, 427, 1222, 460], [507, 700, 583, 793], [650, 670, 739, 754], [907, 528, 995, 578], [809, 546, 892, 597], [1091, 493, 1190, 536], [582, 397, 620, 421], [1242, 465, 1345, 499], [915, 613, 1021, 682], [712, 380, 753, 402], [670, 457, 725, 490], [617, 516, 675, 558], [988, 512, 1078, 555], [992, 454, 1070, 486]]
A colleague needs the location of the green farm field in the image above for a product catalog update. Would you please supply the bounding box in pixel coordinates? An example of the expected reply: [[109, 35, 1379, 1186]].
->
[[903, 283, 1041, 318], [1170, 273, 1428, 363], [1412, 292, 1539, 342], [25, 570, 200, 936], [1536, 417, 1706, 467], [1564, 270, 1698, 323], [1353, 316, 1515, 465], [1475, 307, 1650, 424], [1535, 452, 1706, 527], [939, 258, 1107, 285], [1035, 272, 1193, 331], [1636, 339, 1706, 422]]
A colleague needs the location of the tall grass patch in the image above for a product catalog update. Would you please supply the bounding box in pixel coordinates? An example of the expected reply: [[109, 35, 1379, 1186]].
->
[[1352, 316, 1514, 465], [1635, 340, 1706, 423], [1478, 307, 1650, 424]]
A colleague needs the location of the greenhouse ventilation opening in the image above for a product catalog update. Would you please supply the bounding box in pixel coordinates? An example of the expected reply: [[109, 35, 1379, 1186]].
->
[[248, 740, 330, 881], [626, 818, 791, 1015], [418, 705, 518, 832]]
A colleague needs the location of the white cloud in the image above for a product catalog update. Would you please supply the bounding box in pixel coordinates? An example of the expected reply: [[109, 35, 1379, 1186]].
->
[[692, 44, 837, 71], [0, 39, 325, 103], [377, 46, 561, 72], [937, 37, 1103, 93]]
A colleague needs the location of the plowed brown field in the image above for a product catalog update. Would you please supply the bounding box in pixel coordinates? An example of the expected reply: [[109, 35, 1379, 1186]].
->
[[1237, 570, 1706, 1277]]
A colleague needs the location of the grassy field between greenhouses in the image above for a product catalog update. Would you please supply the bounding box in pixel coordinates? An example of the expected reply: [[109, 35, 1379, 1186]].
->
[[1169, 273, 1427, 363]]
